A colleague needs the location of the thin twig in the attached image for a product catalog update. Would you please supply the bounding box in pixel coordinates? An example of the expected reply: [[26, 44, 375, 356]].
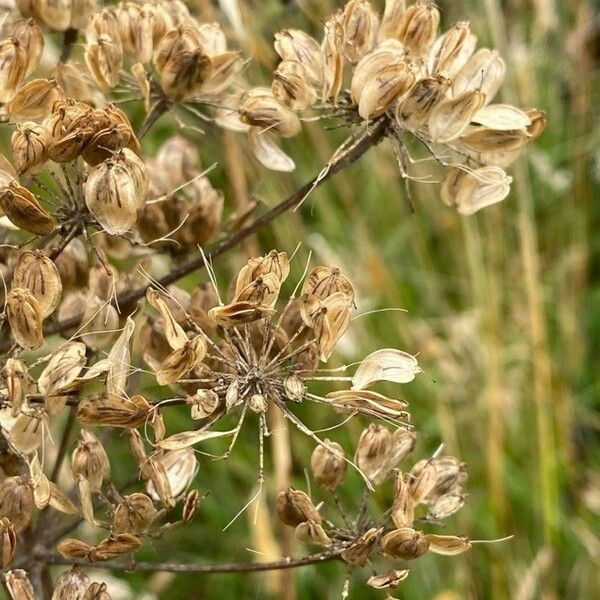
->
[[137, 98, 170, 138]]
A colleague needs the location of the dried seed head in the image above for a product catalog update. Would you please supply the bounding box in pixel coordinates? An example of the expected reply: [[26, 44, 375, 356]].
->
[[342, 0, 380, 63], [276, 488, 321, 527], [13, 250, 63, 318], [76, 393, 151, 429], [341, 527, 382, 566], [310, 440, 347, 491], [0, 476, 35, 532], [381, 527, 430, 560], [72, 429, 111, 491], [0, 518, 17, 569], [0, 181, 56, 235], [113, 493, 157, 535], [3, 569, 35, 600], [11, 121, 50, 175], [396, 0, 440, 55], [366, 569, 410, 589], [52, 567, 91, 600], [239, 89, 302, 138], [355, 423, 391, 484], [2, 358, 28, 417], [453, 48, 506, 101], [6, 288, 44, 350], [274, 29, 323, 86], [5, 19, 44, 77], [424, 533, 472, 555], [0, 38, 28, 103], [295, 520, 331, 546]]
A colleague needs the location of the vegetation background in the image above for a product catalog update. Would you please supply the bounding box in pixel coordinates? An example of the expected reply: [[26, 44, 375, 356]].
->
[[2, 0, 598, 598]]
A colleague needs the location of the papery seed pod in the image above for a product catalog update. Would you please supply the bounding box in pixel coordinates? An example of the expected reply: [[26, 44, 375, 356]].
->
[[424, 533, 472, 555], [72, 429, 111, 491], [3, 569, 35, 600], [152, 25, 200, 74], [84, 157, 142, 235], [272, 59, 317, 111], [52, 567, 91, 600], [408, 459, 438, 503], [284, 375, 305, 402], [160, 49, 212, 101], [0, 476, 35, 532], [48, 482, 79, 516], [156, 335, 207, 385], [427, 491, 468, 520], [366, 569, 410, 589], [276, 488, 321, 527], [395, 75, 450, 127], [413, 455, 467, 498], [6, 288, 43, 350], [6, 19, 44, 76], [0, 38, 28, 103], [460, 126, 530, 156], [178, 180, 223, 246], [274, 29, 323, 86], [311, 440, 347, 491], [113, 493, 157, 535], [248, 127, 296, 172], [93, 533, 141, 561], [77, 393, 151, 428], [321, 13, 344, 102], [182, 489, 199, 523], [7, 79, 63, 121], [13, 250, 63, 318], [525, 108, 546, 139], [352, 348, 421, 389], [301, 266, 355, 304], [355, 423, 391, 484], [233, 248, 290, 297], [85, 35, 123, 92], [357, 61, 415, 119], [239, 89, 302, 138], [440, 166, 512, 215], [391, 472, 414, 528], [471, 103, 531, 131], [428, 22, 477, 77], [328, 389, 409, 420], [9, 411, 44, 454], [57, 538, 93, 560], [385, 427, 417, 468], [37, 0, 72, 30], [248, 393, 267, 413], [2, 358, 28, 417], [379, 0, 407, 40], [146, 447, 197, 500], [342, 0, 379, 63], [428, 89, 487, 143], [38, 341, 86, 395], [233, 273, 282, 308], [201, 51, 243, 95], [11, 121, 50, 175], [208, 301, 275, 327], [0, 181, 56, 235], [453, 48, 506, 102], [381, 527, 430, 560], [396, 0, 439, 54], [82, 582, 111, 600], [341, 527, 382, 566], [295, 520, 331, 546], [0, 518, 16, 568]]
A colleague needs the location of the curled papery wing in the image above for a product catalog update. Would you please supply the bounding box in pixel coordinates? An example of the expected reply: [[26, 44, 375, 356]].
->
[[249, 128, 295, 173], [352, 348, 421, 390]]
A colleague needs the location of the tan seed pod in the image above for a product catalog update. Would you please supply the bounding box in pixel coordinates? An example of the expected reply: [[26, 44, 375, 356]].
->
[[396, 0, 440, 55], [328, 389, 409, 421], [48, 481, 79, 515], [381, 527, 430, 560], [233, 273, 282, 309], [428, 89, 487, 143], [274, 29, 322, 86], [177, 180, 223, 247], [208, 301, 275, 328], [48, 127, 93, 164], [82, 582, 111, 600], [5, 288, 43, 350], [391, 472, 415, 528], [13, 250, 63, 318], [201, 51, 243, 95], [341, 527, 382, 566], [427, 21, 477, 77], [93, 533, 141, 561], [341, 0, 379, 63], [0, 181, 56, 235], [276, 488, 321, 527], [146, 447, 197, 500], [453, 48, 506, 101], [321, 14, 344, 102], [424, 533, 472, 555], [152, 25, 200, 74], [301, 266, 355, 304], [396, 75, 451, 127], [85, 35, 123, 92], [72, 429, 111, 491], [239, 89, 302, 138], [311, 440, 347, 491], [6, 78, 63, 121], [156, 335, 207, 386], [0, 38, 28, 103], [57, 538, 94, 560], [2, 358, 28, 417], [37, 0, 72, 31], [295, 520, 331, 546], [284, 375, 305, 402], [409, 459, 438, 503], [0, 476, 35, 532], [38, 341, 86, 395], [52, 567, 91, 600], [113, 493, 157, 535], [354, 423, 392, 484], [379, 0, 407, 40], [248, 128, 296, 172], [76, 393, 151, 428], [0, 518, 17, 568], [384, 427, 417, 470], [9, 411, 44, 454], [11, 121, 50, 175], [427, 491, 468, 520], [5, 19, 44, 77], [352, 348, 421, 389], [3, 569, 35, 600], [160, 49, 212, 101], [423, 455, 468, 498], [366, 569, 410, 589]]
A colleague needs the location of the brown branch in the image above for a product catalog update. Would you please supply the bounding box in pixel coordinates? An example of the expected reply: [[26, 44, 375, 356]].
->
[[39, 549, 344, 574], [22, 118, 389, 348]]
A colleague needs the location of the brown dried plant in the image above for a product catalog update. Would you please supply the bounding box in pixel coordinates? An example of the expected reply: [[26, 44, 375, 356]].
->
[[0, 0, 542, 598]]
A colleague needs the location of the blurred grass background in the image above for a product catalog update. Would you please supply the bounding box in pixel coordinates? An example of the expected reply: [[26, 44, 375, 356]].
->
[[128, 0, 600, 598], [1, 0, 595, 598]]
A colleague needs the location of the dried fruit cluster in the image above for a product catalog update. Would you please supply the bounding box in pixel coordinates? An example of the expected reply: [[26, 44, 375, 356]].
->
[[0, 0, 543, 598]]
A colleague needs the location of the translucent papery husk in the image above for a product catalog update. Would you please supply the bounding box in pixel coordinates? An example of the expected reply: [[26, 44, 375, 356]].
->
[[0, 38, 28, 104], [72, 429, 111, 491], [321, 13, 344, 103], [199, 50, 244, 96], [248, 127, 296, 172], [426, 491, 468, 520], [0, 182, 55, 235], [424, 533, 472, 556], [427, 21, 477, 78], [351, 348, 421, 389], [208, 301, 275, 327], [295, 520, 331, 546], [395, 74, 451, 128], [11, 122, 50, 176], [391, 472, 415, 528], [395, 0, 440, 55], [6, 78, 63, 121], [12, 250, 63, 318], [155, 335, 208, 386], [272, 59, 317, 112], [146, 447, 198, 501], [37, 0, 72, 31], [232, 272, 283, 309], [2, 358, 28, 417], [3, 569, 35, 600], [341, 0, 380, 64], [239, 88, 302, 138], [0, 476, 35, 532], [76, 393, 152, 428], [8, 411, 45, 454], [328, 389, 409, 420], [5, 288, 44, 350], [5, 19, 44, 77], [453, 48, 506, 102], [381, 527, 430, 560], [428, 89, 487, 143], [160, 49, 212, 101], [301, 266, 356, 304], [85, 35, 123, 92], [146, 289, 188, 351], [471, 103, 532, 130], [274, 29, 323, 86], [341, 527, 382, 566]]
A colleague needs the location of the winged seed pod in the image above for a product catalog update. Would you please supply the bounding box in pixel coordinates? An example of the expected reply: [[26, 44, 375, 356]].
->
[[0, 476, 35, 532], [5, 19, 44, 77], [366, 569, 410, 589], [391, 472, 415, 528], [239, 89, 302, 138], [355, 423, 391, 484], [11, 122, 50, 175], [2, 358, 28, 417], [274, 29, 323, 86], [276, 488, 321, 527], [396, 0, 439, 55], [396, 74, 451, 127], [381, 527, 430, 560], [85, 35, 123, 92], [13, 250, 62, 318], [428, 89, 487, 143], [3, 569, 35, 600], [146, 448, 197, 500], [113, 493, 157, 535], [310, 440, 347, 490], [341, 527, 382, 566], [6, 288, 44, 350], [453, 48, 506, 101], [72, 429, 111, 491], [0, 518, 16, 568], [9, 411, 45, 454], [352, 348, 421, 389], [341, 0, 380, 63], [6, 79, 63, 121], [0, 181, 56, 235], [428, 21, 477, 77], [0, 38, 28, 104], [82, 582, 111, 600], [76, 393, 151, 428], [358, 61, 415, 119], [272, 59, 317, 111], [52, 567, 91, 600], [295, 520, 331, 546]]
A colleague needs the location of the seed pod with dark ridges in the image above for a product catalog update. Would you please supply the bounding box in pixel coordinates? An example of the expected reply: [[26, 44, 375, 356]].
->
[[239, 89, 302, 138], [428, 21, 477, 77], [355, 423, 391, 484], [3, 569, 35, 600], [0, 182, 56, 235], [341, 527, 382, 566], [52, 567, 91, 600], [381, 527, 430, 560], [6, 79, 63, 121], [56, 538, 94, 560], [396, 75, 451, 128], [5, 19, 44, 76], [85, 35, 123, 92], [396, 0, 440, 55], [0, 38, 28, 103], [113, 493, 157, 535], [276, 488, 321, 527], [272, 59, 317, 111], [72, 429, 111, 491], [0, 518, 17, 568], [11, 121, 50, 175], [341, 0, 379, 63], [182, 489, 199, 523], [274, 29, 323, 86], [6, 288, 43, 350], [2, 358, 28, 417], [311, 440, 347, 491], [0, 476, 35, 532], [77, 393, 151, 429], [160, 49, 212, 101], [92, 533, 141, 561], [428, 89, 487, 143]]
